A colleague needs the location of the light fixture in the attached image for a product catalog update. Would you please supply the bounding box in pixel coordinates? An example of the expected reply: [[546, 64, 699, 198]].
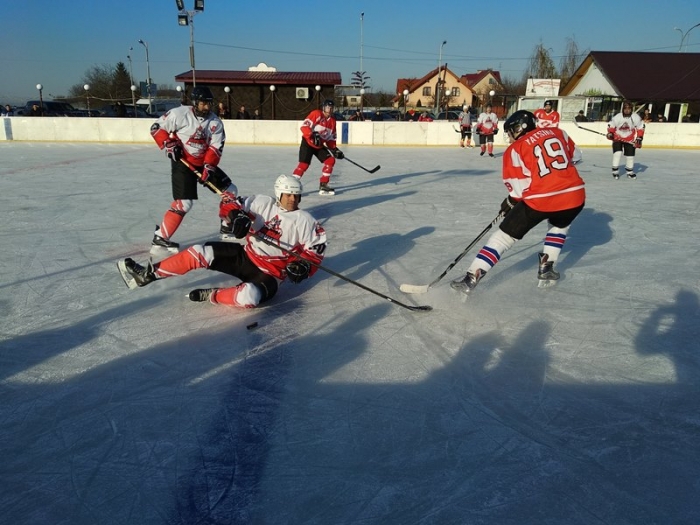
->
[[489, 90, 496, 97], [175, 0, 185, 9], [36, 83, 43, 91], [269, 85, 276, 92], [176, 86, 182, 93], [178, 13, 189, 25], [194, 0, 204, 11], [315, 85, 321, 92], [224, 86, 230, 94], [83, 84, 90, 92]]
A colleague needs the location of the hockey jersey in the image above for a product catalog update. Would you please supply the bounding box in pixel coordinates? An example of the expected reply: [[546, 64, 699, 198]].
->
[[300, 109, 338, 149], [150, 105, 225, 167], [476, 112, 498, 135], [458, 111, 473, 128], [503, 128, 585, 213], [607, 112, 645, 143], [533, 108, 560, 128], [223, 194, 327, 281]]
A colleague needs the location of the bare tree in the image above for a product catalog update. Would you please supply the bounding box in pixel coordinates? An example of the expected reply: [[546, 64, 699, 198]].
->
[[523, 42, 557, 82], [499, 75, 527, 96], [559, 37, 587, 86]]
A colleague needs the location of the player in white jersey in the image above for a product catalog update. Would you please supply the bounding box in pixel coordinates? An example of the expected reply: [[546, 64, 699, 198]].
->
[[458, 105, 474, 148], [148, 86, 228, 251], [475, 104, 499, 157], [606, 100, 645, 179], [117, 175, 327, 309]]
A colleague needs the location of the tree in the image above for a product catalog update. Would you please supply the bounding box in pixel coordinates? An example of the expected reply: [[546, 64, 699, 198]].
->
[[524, 42, 557, 81], [68, 64, 121, 103], [559, 38, 587, 86], [499, 75, 527, 97]]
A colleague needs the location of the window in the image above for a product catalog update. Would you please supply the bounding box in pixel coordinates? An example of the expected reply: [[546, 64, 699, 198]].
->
[[422, 87, 431, 97], [451, 87, 460, 97], [488, 78, 496, 84]]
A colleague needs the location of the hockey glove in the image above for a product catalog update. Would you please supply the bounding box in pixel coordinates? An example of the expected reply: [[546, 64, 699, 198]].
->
[[500, 196, 517, 217], [635, 137, 643, 149], [332, 148, 344, 159], [164, 139, 183, 162], [606, 132, 614, 141], [311, 131, 322, 147], [200, 164, 216, 184], [227, 209, 252, 239], [493, 129, 499, 135], [286, 259, 311, 284]]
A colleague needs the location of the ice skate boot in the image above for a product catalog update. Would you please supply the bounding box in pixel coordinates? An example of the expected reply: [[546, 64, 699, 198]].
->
[[219, 221, 237, 242], [537, 253, 560, 288], [319, 182, 336, 196], [151, 225, 179, 252], [117, 258, 157, 289], [626, 168, 636, 180], [612, 169, 620, 180], [188, 288, 218, 302], [450, 269, 484, 296]]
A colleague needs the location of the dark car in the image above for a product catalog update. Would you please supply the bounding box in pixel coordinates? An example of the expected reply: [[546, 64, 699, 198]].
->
[[435, 110, 461, 121], [99, 104, 154, 118], [23, 100, 79, 116]]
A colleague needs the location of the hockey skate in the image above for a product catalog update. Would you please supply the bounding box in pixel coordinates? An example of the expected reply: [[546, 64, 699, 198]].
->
[[151, 225, 179, 253], [219, 221, 238, 242], [450, 269, 484, 296], [319, 182, 336, 196], [626, 170, 637, 179], [117, 258, 157, 290], [188, 288, 218, 302], [612, 170, 620, 180], [537, 253, 560, 288]]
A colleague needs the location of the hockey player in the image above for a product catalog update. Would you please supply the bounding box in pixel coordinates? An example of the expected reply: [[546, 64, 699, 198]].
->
[[534, 100, 560, 128], [450, 110, 585, 296], [607, 101, 645, 180], [293, 99, 343, 195], [458, 105, 474, 148], [148, 85, 228, 251], [117, 175, 327, 309], [475, 104, 499, 157]]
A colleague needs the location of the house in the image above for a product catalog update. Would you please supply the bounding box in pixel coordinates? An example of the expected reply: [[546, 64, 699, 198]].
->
[[394, 66, 474, 112], [174, 63, 341, 120], [560, 51, 700, 122]]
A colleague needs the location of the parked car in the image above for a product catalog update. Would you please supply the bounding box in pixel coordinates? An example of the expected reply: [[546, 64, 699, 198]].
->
[[98, 104, 154, 118], [435, 110, 461, 121], [23, 100, 80, 116]]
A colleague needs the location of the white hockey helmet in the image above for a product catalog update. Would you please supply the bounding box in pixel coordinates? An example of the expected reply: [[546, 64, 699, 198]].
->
[[274, 174, 303, 200]]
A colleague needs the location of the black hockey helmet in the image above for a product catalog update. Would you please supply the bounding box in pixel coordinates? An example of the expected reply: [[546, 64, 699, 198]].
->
[[544, 100, 553, 107], [191, 86, 214, 103], [322, 99, 334, 108], [504, 110, 537, 141]]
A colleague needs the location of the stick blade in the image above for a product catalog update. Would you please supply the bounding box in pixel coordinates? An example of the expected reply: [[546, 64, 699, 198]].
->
[[368, 165, 381, 174], [399, 283, 430, 294]]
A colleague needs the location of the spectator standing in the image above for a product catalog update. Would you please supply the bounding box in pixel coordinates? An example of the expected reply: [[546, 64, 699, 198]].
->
[[29, 103, 42, 116], [117, 174, 327, 309], [458, 105, 474, 148], [147, 86, 229, 251], [236, 105, 250, 119], [2, 104, 13, 116], [575, 110, 588, 122], [348, 109, 364, 121], [641, 108, 653, 123], [450, 110, 585, 296], [293, 99, 343, 196], [405, 108, 419, 122], [418, 111, 433, 122], [607, 100, 645, 180], [217, 102, 230, 119], [475, 103, 499, 157], [534, 100, 560, 128], [115, 101, 127, 118], [252, 109, 263, 120]]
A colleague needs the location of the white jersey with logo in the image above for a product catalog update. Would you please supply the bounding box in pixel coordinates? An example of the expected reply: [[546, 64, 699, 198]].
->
[[151, 105, 225, 166], [476, 112, 499, 135], [238, 194, 327, 280], [607, 112, 644, 143]]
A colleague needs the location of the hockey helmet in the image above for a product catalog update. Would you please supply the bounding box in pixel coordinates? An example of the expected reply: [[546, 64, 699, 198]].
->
[[544, 100, 553, 107], [504, 110, 537, 141], [274, 174, 303, 201], [191, 86, 214, 103]]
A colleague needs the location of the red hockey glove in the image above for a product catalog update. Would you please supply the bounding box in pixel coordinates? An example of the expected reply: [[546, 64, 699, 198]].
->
[[606, 132, 614, 141], [635, 137, 643, 149], [200, 164, 215, 183], [164, 138, 183, 161]]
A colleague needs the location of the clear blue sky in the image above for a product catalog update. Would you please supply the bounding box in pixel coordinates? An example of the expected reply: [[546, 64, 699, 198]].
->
[[2, 0, 699, 105]]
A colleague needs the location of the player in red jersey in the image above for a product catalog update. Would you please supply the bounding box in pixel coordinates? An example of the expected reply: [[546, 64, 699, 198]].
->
[[451, 110, 585, 295], [533, 100, 560, 128], [293, 99, 343, 195]]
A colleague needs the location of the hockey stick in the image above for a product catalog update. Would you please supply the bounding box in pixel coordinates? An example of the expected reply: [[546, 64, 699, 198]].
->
[[399, 213, 503, 294], [572, 120, 608, 137], [255, 233, 432, 312], [179, 158, 227, 194], [326, 147, 381, 174], [182, 158, 430, 311]]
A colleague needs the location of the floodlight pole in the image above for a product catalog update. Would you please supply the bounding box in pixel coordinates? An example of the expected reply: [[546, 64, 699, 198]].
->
[[675, 22, 700, 52], [138, 39, 152, 114], [436, 40, 446, 112]]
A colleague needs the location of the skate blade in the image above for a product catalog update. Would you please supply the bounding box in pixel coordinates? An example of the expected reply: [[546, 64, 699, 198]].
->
[[537, 279, 558, 288], [318, 191, 336, 196], [150, 245, 179, 255], [117, 260, 138, 290]]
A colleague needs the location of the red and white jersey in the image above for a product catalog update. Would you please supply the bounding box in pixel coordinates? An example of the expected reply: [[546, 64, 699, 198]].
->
[[607, 112, 645, 143], [476, 112, 498, 135], [503, 128, 585, 212], [150, 105, 225, 166], [300, 109, 337, 149], [533, 108, 560, 128], [236, 194, 327, 281]]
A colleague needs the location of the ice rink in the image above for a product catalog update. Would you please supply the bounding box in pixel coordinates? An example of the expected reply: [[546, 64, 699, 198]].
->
[[2, 141, 700, 524]]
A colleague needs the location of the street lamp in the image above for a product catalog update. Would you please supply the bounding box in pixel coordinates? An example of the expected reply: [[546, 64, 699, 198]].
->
[[130, 85, 138, 116], [674, 22, 700, 51], [137, 39, 152, 114], [176, 0, 204, 86], [403, 88, 409, 119], [444, 89, 451, 114], [127, 47, 134, 86], [360, 88, 365, 114], [176, 85, 184, 105], [315, 85, 321, 108], [224, 86, 231, 115], [36, 83, 44, 116], [269, 85, 276, 119], [436, 40, 447, 111], [83, 84, 91, 116]]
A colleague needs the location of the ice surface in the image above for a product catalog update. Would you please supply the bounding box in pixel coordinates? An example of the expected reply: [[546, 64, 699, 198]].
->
[[1, 142, 699, 524]]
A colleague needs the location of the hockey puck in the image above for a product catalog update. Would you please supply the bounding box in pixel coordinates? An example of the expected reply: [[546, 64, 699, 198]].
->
[[246, 322, 259, 330]]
